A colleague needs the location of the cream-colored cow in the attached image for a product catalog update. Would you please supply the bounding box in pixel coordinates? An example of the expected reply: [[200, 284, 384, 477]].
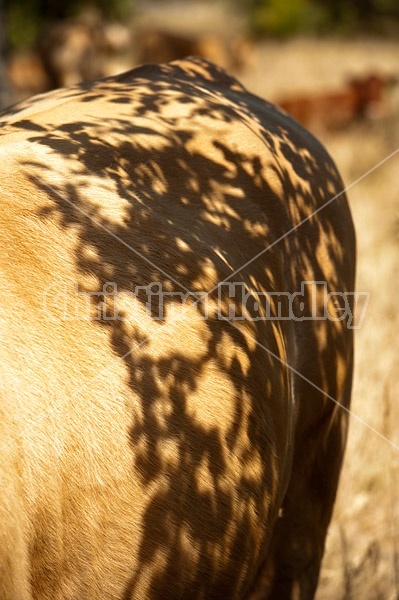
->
[[0, 58, 355, 599]]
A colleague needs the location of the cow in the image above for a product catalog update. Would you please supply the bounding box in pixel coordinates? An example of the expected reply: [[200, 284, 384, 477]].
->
[[0, 57, 355, 599], [277, 72, 396, 131]]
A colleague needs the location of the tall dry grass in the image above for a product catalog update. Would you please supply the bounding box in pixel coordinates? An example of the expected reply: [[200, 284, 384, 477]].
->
[[316, 116, 399, 600]]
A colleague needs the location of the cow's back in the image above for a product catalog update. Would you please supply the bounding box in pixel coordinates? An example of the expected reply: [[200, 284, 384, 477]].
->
[[0, 58, 355, 599]]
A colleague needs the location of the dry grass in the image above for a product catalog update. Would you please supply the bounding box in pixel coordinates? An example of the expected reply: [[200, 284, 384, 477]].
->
[[316, 117, 399, 599]]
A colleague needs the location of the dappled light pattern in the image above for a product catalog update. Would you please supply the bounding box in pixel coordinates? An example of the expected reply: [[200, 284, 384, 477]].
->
[[0, 58, 355, 599]]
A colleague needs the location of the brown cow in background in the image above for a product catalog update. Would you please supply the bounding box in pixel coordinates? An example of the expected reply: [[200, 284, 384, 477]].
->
[[277, 73, 396, 131]]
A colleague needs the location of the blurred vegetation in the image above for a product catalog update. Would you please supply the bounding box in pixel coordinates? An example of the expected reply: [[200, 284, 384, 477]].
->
[[4, 0, 134, 50], [3, 0, 399, 51], [247, 0, 399, 36]]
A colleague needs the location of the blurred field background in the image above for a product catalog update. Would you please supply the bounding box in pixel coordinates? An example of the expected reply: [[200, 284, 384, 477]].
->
[[1, 1, 398, 598]]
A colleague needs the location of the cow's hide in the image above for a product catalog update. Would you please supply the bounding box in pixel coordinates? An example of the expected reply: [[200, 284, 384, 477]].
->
[[0, 58, 355, 600]]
